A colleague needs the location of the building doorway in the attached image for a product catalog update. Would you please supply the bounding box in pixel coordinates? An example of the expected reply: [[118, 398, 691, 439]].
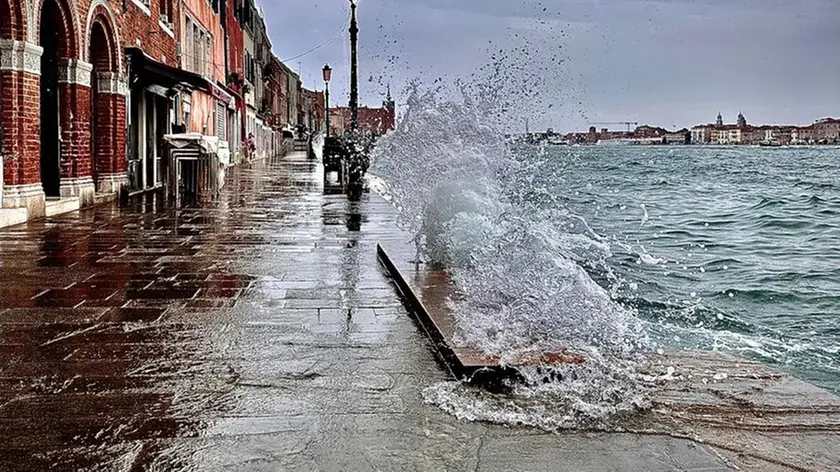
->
[[144, 91, 155, 187], [89, 20, 116, 193], [39, 0, 62, 198]]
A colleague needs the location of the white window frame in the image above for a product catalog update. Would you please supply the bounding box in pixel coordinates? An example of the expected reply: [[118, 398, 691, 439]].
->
[[185, 15, 213, 78], [130, 0, 151, 17]]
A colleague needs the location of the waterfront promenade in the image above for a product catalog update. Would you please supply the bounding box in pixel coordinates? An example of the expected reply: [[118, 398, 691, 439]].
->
[[0, 153, 760, 470]]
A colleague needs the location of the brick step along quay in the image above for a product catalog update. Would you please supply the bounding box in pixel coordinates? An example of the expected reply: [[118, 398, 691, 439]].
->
[[376, 243, 586, 384], [0, 152, 835, 471]]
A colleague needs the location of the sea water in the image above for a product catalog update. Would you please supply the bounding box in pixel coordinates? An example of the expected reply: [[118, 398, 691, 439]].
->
[[540, 144, 840, 393], [370, 90, 839, 430]]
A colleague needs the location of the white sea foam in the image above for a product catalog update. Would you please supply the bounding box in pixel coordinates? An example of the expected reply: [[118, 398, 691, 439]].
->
[[371, 86, 651, 429]]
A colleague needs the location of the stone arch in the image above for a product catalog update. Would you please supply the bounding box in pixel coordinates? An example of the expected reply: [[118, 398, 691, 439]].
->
[[85, 1, 124, 195], [89, 22, 115, 72], [38, 0, 68, 197], [0, 0, 26, 41], [39, 0, 94, 203], [84, 0, 121, 73], [36, 0, 78, 60]]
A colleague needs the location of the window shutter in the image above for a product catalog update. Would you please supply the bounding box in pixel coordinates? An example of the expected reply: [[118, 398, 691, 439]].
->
[[216, 102, 226, 141]]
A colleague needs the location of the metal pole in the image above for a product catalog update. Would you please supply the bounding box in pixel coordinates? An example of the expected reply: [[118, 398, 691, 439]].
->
[[325, 82, 330, 138], [349, 0, 359, 132]]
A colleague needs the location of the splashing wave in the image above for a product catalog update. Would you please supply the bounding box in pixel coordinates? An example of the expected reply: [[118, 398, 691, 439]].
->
[[371, 87, 651, 429]]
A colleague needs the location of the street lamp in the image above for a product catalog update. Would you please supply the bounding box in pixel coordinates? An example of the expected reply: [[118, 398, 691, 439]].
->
[[322, 63, 332, 138]]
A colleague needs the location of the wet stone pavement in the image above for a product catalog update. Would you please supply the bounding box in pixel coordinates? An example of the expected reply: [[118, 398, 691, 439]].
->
[[0, 153, 733, 471]]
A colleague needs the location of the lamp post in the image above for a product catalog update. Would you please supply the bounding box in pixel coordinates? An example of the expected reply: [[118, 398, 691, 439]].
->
[[322, 63, 332, 138], [349, 0, 359, 132]]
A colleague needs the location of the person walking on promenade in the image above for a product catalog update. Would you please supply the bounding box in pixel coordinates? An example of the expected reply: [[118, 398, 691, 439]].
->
[[244, 133, 256, 164]]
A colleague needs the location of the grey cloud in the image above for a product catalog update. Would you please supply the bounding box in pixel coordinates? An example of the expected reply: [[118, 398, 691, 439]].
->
[[262, 0, 840, 131]]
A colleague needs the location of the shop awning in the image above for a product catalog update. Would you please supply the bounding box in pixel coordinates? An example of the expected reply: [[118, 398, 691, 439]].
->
[[209, 82, 236, 110], [125, 47, 208, 91]]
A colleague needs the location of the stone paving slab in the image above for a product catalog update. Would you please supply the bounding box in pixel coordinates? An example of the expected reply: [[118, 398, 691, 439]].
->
[[0, 152, 744, 471]]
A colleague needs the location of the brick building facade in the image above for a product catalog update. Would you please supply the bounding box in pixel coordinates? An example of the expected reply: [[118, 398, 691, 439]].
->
[[329, 103, 396, 137], [222, 0, 245, 155], [301, 87, 325, 134], [690, 114, 840, 146], [1, 0, 306, 226], [1, 0, 152, 221]]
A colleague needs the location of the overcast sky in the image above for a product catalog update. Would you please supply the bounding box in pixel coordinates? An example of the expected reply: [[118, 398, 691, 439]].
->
[[263, 0, 840, 132]]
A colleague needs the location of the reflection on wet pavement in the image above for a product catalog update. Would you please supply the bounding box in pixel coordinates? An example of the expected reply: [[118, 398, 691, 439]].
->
[[0, 154, 733, 471]]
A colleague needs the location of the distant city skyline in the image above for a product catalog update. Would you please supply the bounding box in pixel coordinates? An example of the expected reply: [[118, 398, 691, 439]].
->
[[264, 0, 840, 131], [561, 112, 840, 136]]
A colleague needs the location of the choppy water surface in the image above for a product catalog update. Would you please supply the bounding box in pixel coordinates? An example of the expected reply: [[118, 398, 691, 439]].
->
[[372, 91, 839, 431], [532, 145, 840, 392]]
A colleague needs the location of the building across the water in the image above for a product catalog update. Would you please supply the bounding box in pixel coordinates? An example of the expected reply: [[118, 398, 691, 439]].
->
[[329, 90, 396, 137], [565, 124, 689, 145], [690, 113, 840, 145]]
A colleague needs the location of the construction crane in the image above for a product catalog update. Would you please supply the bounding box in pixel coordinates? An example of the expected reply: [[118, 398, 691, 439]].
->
[[589, 121, 639, 132]]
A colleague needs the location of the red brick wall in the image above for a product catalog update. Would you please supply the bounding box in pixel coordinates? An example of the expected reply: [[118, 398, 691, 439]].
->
[[117, 0, 179, 65], [330, 107, 396, 136], [226, 0, 244, 87], [113, 99, 126, 173], [1, 72, 19, 185], [20, 73, 40, 184], [59, 82, 91, 178], [1, 0, 180, 190], [92, 92, 114, 176], [1, 71, 41, 186], [224, 0, 245, 140], [359, 107, 396, 136]]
